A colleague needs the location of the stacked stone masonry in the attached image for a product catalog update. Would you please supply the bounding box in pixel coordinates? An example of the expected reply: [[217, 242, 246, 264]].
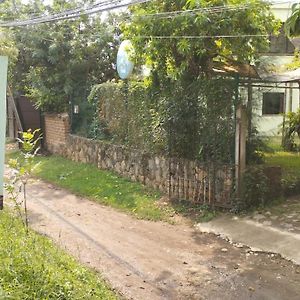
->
[[44, 114, 233, 207], [57, 135, 234, 206]]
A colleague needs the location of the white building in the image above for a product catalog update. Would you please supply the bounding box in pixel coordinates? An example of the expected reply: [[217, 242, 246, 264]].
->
[[253, 2, 300, 136]]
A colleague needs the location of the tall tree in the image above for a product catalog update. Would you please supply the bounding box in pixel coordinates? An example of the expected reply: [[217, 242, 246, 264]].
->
[[0, 0, 119, 112], [122, 0, 280, 81]]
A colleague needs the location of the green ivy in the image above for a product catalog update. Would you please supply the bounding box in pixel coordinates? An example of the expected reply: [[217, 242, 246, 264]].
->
[[86, 76, 236, 162]]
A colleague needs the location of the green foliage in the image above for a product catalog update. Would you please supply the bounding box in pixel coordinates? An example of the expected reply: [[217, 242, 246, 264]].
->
[[0, 29, 18, 81], [122, 0, 279, 80], [97, 0, 279, 163], [6, 129, 42, 229], [87, 81, 125, 141], [284, 2, 300, 38], [246, 128, 273, 164], [281, 108, 300, 152], [1, 0, 119, 112], [265, 151, 300, 196], [87, 77, 236, 162], [239, 166, 270, 210], [0, 210, 117, 299], [286, 49, 300, 70]]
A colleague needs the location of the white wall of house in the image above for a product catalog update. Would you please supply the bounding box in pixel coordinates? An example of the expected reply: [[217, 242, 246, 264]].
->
[[272, 2, 295, 22], [252, 82, 300, 136], [253, 3, 299, 136]]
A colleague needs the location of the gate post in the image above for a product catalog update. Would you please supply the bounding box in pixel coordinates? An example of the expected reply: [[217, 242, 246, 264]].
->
[[235, 104, 247, 199], [0, 56, 8, 210]]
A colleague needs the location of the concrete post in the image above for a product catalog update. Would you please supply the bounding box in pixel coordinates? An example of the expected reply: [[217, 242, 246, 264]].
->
[[0, 56, 8, 210]]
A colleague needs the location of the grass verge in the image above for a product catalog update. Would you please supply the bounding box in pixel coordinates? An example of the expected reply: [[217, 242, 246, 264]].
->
[[6, 151, 215, 223], [7, 152, 173, 221], [0, 210, 117, 300]]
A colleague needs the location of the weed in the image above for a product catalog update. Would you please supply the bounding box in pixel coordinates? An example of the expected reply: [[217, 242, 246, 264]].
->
[[0, 210, 117, 299]]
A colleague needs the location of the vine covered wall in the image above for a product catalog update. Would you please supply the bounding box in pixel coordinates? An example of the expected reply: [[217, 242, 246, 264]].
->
[[85, 77, 237, 164]]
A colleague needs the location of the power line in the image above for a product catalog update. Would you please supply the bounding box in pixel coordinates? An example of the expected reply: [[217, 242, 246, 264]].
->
[[0, 0, 131, 26], [133, 34, 271, 39], [129, 0, 297, 20], [0, 0, 152, 27], [131, 4, 251, 19], [0, 0, 294, 28]]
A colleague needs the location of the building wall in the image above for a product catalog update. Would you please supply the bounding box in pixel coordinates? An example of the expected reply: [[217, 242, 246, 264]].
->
[[251, 82, 300, 136], [251, 4, 299, 136], [271, 2, 294, 22]]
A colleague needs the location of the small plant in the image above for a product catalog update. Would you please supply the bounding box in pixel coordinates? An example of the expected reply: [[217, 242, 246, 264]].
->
[[5, 129, 42, 230], [281, 109, 300, 152]]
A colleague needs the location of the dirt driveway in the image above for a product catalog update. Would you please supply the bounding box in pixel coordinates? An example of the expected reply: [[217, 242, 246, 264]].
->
[[23, 179, 300, 300]]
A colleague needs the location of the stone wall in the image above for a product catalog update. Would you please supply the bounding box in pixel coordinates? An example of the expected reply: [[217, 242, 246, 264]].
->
[[44, 115, 233, 207], [43, 114, 284, 208], [44, 113, 70, 153]]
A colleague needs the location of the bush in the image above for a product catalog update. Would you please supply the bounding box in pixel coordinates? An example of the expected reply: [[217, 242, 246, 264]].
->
[[237, 165, 282, 211]]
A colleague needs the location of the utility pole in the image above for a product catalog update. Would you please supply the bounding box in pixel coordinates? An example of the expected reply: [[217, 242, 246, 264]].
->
[[0, 56, 8, 210]]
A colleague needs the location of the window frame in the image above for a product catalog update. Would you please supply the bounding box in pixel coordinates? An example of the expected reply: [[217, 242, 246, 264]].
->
[[262, 92, 285, 116]]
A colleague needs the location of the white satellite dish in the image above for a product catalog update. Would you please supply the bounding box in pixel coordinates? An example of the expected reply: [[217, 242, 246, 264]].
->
[[117, 40, 135, 80]]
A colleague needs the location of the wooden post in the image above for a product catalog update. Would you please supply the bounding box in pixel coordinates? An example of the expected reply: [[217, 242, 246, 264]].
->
[[7, 96, 14, 139], [235, 104, 248, 199], [0, 57, 8, 210], [247, 78, 253, 136]]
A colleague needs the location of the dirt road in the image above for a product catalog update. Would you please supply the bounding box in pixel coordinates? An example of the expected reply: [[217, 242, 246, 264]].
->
[[25, 179, 300, 300]]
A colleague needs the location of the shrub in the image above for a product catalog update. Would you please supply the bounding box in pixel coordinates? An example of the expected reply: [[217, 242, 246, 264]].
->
[[237, 165, 282, 211]]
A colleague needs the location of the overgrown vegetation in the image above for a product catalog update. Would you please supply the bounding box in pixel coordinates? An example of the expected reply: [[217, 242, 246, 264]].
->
[[123, 0, 279, 79], [238, 166, 270, 211], [281, 108, 300, 152], [0, 210, 117, 299], [87, 78, 237, 162], [265, 151, 300, 196], [0, 0, 119, 113], [82, 0, 279, 163]]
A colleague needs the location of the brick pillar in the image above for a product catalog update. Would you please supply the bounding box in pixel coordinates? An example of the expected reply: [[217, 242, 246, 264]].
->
[[44, 113, 70, 154]]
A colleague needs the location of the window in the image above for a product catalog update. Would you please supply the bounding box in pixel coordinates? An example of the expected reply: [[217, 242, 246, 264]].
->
[[262, 92, 284, 115]]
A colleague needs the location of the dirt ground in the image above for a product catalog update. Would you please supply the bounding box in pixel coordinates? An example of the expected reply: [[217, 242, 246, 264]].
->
[[14, 179, 300, 300]]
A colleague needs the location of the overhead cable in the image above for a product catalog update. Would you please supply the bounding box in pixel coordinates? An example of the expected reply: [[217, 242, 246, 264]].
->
[[0, 0, 152, 27], [134, 34, 270, 39], [0, 0, 295, 27]]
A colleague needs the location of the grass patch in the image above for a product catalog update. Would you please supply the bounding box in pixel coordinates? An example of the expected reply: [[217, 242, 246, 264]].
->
[[265, 151, 300, 181], [0, 210, 117, 300], [6, 152, 172, 221], [6, 150, 220, 223], [265, 151, 300, 196], [263, 136, 283, 152]]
